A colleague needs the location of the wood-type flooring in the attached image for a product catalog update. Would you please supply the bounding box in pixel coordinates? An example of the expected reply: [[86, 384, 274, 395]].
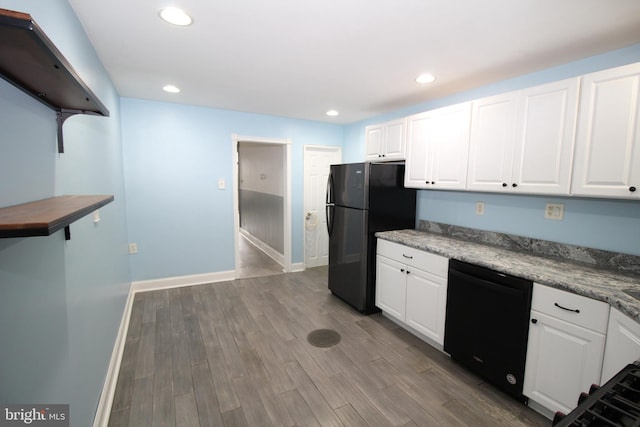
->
[[107, 266, 550, 426]]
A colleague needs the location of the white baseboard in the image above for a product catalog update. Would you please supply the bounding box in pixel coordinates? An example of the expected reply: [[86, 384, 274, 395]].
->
[[290, 262, 305, 272], [239, 229, 284, 267], [93, 283, 135, 427], [93, 270, 235, 426], [132, 270, 236, 293]]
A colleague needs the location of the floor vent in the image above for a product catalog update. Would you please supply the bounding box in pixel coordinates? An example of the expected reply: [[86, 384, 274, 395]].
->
[[306, 329, 341, 348]]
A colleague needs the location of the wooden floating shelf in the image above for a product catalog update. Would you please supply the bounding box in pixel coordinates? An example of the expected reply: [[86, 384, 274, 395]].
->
[[0, 7, 109, 153], [0, 195, 114, 239]]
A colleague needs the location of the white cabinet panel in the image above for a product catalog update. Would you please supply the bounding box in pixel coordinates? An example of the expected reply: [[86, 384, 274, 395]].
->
[[365, 118, 406, 161], [375, 255, 407, 321], [572, 62, 640, 199], [524, 284, 607, 416], [468, 78, 579, 195], [601, 307, 640, 384], [467, 92, 519, 192], [405, 269, 447, 344], [375, 239, 449, 346], [523, 310, 606, 415], [405, 102, 471, 190], [514, 78, 579, 195]]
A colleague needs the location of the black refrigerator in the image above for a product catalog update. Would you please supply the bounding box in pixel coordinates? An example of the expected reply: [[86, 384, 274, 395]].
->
[[326, 162, 416, 313]]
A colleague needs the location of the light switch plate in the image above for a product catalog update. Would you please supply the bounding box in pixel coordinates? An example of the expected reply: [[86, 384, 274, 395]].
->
[[218, 178, 226, 189]]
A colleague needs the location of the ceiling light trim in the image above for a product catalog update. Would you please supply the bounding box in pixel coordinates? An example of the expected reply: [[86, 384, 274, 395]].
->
[[159, 7, 193, 26]]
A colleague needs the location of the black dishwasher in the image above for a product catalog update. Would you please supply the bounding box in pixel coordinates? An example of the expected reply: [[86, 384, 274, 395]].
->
[[444, 259, 533, 402]]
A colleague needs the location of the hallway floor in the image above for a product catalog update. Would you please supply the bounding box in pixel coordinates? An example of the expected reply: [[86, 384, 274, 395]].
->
[[237, 234, 283, 279]]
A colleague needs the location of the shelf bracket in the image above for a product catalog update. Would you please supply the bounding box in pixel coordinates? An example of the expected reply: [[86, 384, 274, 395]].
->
[[56, 110, 79, 154], [64, 225, 71, 240]]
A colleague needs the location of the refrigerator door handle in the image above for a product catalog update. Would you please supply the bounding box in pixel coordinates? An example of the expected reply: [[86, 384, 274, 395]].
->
[[326, 171, 334, 205], [326, 205, 333, 235]]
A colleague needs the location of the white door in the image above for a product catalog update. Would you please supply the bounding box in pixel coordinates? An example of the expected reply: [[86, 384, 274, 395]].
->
[[405, 267, 447, 345], [303, 146, 341, 268]]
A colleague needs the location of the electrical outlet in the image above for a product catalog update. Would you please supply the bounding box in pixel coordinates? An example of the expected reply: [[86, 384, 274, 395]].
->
[[92, 210, 101, 223], [128, 243, 138, 254], [475, 202, 485, 215], [544, 203, 565, 220]]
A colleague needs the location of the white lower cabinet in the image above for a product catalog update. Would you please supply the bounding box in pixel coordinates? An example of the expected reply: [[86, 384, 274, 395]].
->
[[601, 307, 640, 384], [523, 284, 609, 417], [375, 239, 448, 345]]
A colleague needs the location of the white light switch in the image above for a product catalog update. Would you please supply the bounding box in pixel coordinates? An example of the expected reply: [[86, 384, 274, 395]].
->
[[93, 210, 101, 223], [128, 243, 138, 254], [218, 178, 226, 189]]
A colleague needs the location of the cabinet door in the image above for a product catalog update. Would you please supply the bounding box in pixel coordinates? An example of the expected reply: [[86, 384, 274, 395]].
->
[[467, 92, 519, 192], [404, 111, 434, 188], [572, 62, 640, 199], [430, 102, 472, 190], [523, 310, 605, 415], [601, 307, 640, 384], [512, 78, 580, 195], [365, 124, 383, 160], [375, 255, 407, 321], [383, 118, 406, 160], [405, 268, 447, 345]]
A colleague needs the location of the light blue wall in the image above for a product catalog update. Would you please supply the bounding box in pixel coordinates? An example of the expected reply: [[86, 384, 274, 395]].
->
[[0, 1, 131, 426], [121, 98, 344, 281], [344, 44, 640, 256]]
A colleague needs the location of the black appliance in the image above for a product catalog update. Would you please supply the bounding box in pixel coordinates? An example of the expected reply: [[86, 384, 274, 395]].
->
[[444, 259, 533, 401], [553, 361, 640, 426], [326, 162, 416, 313]]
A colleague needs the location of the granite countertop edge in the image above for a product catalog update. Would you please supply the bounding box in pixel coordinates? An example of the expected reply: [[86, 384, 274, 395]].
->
[[376, 229, 640, 323]]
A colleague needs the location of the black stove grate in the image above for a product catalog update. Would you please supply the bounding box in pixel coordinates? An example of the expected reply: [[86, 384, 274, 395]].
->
[[553, 363, 640, 427]]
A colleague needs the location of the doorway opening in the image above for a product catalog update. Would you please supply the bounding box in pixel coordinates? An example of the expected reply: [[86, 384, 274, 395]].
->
[[303, 145, 342, 268], [232, 135, 292, 279]]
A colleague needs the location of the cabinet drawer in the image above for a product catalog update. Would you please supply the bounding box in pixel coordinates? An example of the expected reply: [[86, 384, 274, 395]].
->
[[377, 239, 448, 277], [531, 283, 609, 333]]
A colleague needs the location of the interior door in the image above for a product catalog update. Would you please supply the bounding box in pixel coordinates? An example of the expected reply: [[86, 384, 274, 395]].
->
[[303, 146, 341, 268]]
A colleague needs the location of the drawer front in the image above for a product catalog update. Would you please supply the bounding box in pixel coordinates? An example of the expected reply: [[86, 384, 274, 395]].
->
[[531, 283, 609, 333], [377, 239, 448, 277]]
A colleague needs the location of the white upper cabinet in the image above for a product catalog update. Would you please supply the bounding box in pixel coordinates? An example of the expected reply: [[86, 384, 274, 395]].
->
[[467, 78, 580, 195], [405, 102, 471, 190], [365, 118, 406, 161], [467, 92, 519, 192], [514, 78, 580, 194], [571, 62, 640, 199]]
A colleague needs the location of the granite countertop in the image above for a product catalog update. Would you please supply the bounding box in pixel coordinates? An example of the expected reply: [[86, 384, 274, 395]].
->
[[376, 228, 640, 323]]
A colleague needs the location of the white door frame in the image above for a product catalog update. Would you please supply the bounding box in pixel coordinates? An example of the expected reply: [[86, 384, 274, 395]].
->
[[232, 134, 292, 277], [303, 145, 342, 268]]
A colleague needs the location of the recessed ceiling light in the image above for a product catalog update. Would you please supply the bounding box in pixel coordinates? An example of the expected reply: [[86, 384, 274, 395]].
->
[[163, 85, 180, 93], [416, 73, 436, 84], [159, 7, 193, 26], [326, 110, 339, 117]]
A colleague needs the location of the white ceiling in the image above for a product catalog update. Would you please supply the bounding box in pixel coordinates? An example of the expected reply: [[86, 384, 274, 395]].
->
[[67, 0, 640, 124]]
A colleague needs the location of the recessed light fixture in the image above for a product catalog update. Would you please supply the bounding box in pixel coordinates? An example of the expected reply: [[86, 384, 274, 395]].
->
[[163, 84, 181, 93], [159, 7, 193, 26], [326, 110, 339, 117], [415, 73, 436, 84]]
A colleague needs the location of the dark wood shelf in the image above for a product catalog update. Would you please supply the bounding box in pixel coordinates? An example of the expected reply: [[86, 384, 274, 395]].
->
[[0, 7, 109, 152], [0, 195, 114, 238]]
